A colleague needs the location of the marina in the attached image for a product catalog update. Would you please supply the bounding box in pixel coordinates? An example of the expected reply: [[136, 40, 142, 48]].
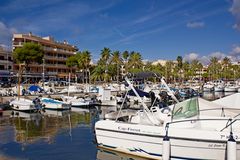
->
[[0, 0, 240, 159], [0, 76, 239, 160]]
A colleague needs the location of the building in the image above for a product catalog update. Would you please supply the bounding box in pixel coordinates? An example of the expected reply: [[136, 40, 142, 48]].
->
[[0, 46, 13, 78], [12, 33, 78, 81]]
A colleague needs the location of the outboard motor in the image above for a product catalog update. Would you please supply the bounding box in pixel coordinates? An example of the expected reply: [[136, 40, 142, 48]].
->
[[149, 91, 156, 106]]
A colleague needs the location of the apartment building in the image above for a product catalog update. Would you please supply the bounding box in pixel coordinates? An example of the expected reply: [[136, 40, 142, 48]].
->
[[12, 33, 78, 81], [0, 46, 13, 77]]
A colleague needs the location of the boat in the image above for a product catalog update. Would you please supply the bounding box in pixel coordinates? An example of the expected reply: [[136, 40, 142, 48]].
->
[[41, 97, 71, 110], [213, 80, 225, 92], [61, 95, 93, 107], [9, 98, 39, 112], [59, 85, 84, 94], [97, 87, 117, 106], [95, 77, 240, 160], [224, 81, 239, 92], [203, 82, 214, 92]]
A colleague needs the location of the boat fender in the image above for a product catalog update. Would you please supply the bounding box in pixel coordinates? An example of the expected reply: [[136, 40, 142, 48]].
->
[[227, 132, 236, 160], [162, 135, 170, 160]]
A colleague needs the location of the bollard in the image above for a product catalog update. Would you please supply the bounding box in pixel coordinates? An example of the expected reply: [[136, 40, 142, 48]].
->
[[227, 132, 236, 160], [162, 135, 170, 160]]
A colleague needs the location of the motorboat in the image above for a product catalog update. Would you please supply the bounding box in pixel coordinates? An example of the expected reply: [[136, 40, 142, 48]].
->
[[9, 98, 39, 112], [41, 97, 71, 110], [97, 87, 117, 106], [59, 85, 83, 94], [95, 77, 240, 160], [203, 82, 214, 92], [61, 95, 93, 107], [213, 80, 225, 92], [224, 82, 239, 92]]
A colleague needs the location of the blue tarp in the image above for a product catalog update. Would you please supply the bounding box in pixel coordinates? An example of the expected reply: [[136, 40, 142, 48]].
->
[[28, 85, 43, 92], [128, 87, 149, 97]]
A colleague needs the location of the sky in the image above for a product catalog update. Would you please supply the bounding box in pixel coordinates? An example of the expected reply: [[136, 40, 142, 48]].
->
[[0, 0, 240, 64]]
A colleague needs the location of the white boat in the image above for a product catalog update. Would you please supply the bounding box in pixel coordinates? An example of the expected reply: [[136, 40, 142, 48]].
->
[[59, 85, 83, 94], [95, 77, 240, 160], [41, 97, 71, 110], [203, 82, 214, 92], [61, 95, 92, 107], [213, 80, 225, 92], [97, 87, 117, 106], [224, 82, 239, 92], [213, 93, 240, 109], [9, 98, 37, 112]]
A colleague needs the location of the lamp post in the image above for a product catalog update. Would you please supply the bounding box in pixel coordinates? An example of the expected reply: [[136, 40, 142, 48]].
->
[[42, 58, 45, 91]]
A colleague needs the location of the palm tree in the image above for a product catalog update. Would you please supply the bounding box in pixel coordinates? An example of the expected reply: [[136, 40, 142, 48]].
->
[[221, 57, 231, 81], [98, 47, 111, 81], [75, 50, 91, 83], [164, 61, 174, 83], [208, 57, 221, 80], [128, 51, 143, 71], [111, 51, 122, 82], [176, 56, 183, 82], [91, 65, 104, 82], [99, 47, 111, 65], [182, 62, 190, 82], [66, 55, 78, 82]]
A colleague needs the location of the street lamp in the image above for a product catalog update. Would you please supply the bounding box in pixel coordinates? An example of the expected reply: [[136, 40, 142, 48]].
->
[[42, 58, 45, 91]]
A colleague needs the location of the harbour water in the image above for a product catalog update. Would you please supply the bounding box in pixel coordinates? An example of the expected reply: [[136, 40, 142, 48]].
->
[[0, 92, 236, 160]]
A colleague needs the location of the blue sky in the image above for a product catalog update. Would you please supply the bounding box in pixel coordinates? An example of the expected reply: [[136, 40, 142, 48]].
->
[[0, 0, 240, 63]]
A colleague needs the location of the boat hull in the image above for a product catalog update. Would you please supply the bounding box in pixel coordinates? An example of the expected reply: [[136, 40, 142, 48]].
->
[[224, 87, 238, 92], [95, 120, 240, 160], [9, 98, 37, 112]]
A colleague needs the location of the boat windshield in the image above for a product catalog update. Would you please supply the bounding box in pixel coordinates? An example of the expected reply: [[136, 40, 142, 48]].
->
[[172, 97, 199, 120]]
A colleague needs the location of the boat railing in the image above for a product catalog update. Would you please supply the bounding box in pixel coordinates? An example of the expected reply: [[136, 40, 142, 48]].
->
[[165, 117, 240, 134], [199, 108, 240, 117]]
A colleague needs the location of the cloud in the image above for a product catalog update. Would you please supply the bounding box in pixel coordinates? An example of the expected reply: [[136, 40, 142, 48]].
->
[[230, 45, 240, 60], [209, 51, 226, 60], [230, 0, 240, 30], [183, 52, 199, 62], [186, 21, 205, 28], [0, 21, 17, 47]]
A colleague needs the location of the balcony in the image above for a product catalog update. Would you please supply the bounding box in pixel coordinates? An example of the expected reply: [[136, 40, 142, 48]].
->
[[0, 60, 13, 64], [13, 42, 24, 46], [44, 55, 67, 61], [43, 47, 75, 55]]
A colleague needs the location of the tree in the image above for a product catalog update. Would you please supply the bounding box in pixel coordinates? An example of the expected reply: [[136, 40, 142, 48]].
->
[[13, 42, 44, 72], [176, 56, 183, 82], [164, 61, 174, 83], [66, 56, 78, 73], [128, 51, 143, 72], [110, 51, 122, 82], [221, 57, 231, 80], [208, 57, 221, 80], [75, 50, 91, 83], [99, 47, 111, 65]]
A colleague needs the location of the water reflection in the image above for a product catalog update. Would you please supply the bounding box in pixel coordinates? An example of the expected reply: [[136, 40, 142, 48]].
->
[[0, 108, 97, 160], [97, 148, 149, 160]]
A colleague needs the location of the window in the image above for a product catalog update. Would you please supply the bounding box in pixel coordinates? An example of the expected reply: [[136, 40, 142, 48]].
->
[[172, 98, 199, 120]]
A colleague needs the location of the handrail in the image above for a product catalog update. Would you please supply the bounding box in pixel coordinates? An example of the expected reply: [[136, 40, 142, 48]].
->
[[166, 118, 240, 132]]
